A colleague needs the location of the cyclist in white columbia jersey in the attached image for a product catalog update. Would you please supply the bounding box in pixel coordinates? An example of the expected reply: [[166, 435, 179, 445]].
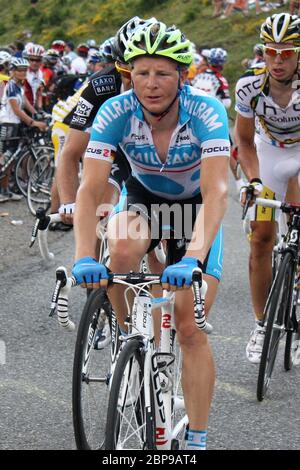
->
[[72, 21, 230, 450], [235, 13, 300, 364]]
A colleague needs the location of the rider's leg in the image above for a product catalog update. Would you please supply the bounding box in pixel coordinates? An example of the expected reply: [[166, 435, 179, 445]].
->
[[286, 175, 300, 203], [50, 176, 60, 213], [50, 122, 68, 214], [175, 286, 215, 432], [249, 220, 277, 321]]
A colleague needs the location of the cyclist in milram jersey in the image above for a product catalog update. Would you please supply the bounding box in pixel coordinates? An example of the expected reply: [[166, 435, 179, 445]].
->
[[235, 13, 300, 364], [72, 21, 230, 450]]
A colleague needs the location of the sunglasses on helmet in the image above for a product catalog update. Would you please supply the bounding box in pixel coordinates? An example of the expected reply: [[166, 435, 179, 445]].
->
[[263, 46, 300, 59], [115, 61, 131, 79]]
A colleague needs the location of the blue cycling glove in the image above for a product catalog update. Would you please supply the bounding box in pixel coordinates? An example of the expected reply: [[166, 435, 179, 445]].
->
[[72, 256, 109, 287], [161, 257, 203, 290]]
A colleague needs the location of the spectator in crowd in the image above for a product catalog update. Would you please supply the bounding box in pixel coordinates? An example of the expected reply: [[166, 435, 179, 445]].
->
[[87, 39, 98, 54], [64, 41, 77, 63], [13, 41, 24, 58], [87, 50, 105, 75], [0, 52, 11, 103], [220, 0, 248, 18], [212, 0, 223, 17], [51, 40, 66, 58], [290, 0, 300, 15], [241, 43, 265, 69], [23, 43, 44, 109], [71, 44, 89, 75], [0, 57, 46, 202], [0, 51, 11, 77]]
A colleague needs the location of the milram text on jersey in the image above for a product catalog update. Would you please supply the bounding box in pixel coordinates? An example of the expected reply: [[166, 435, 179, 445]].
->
[[86, 84, 230, 200], [235, 67, 300, 146]]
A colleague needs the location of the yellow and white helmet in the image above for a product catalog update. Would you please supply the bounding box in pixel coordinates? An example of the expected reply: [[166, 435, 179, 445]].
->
[[260, 13, 300, 46]]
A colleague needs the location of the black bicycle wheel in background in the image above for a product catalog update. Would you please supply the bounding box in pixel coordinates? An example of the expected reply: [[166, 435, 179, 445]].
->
[[14, 149, 36, 196], [284, 288, 300, 371], [72, 288, 117, 450], [257, 252, 295, 402], [15, 145, 54, 197], [27, 151, 54, 215], [105, 339, 156, 450], [284, 313, 300, 371]]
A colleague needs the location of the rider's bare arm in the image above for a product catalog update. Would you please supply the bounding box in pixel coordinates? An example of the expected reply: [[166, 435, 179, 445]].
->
[[185, 155, 229, 263], [74, 158, 112, 261], [10, 98, 35, 126], [56, 128, 90, 205], [235, 113, 260, 181]]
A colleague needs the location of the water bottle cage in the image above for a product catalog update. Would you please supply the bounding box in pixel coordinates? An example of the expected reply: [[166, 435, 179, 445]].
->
[[153, 352, 176, 393]]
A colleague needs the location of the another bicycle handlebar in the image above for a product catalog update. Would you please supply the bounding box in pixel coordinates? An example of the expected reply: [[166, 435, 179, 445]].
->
[[242, 186, 255, 220], [30, 209, 61, 261], [50, 267, 213, 334], [255, 197, 300, 213], [255, 198, 282, 210]]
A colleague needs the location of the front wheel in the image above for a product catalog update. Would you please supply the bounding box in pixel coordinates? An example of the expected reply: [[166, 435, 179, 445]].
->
[[72, 288, 117, 449], [105, 339, 155, 450]]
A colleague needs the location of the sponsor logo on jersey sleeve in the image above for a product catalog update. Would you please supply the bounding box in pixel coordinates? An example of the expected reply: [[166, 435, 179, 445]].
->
[[92, 75, 117, 96], [201, 139, 230, 158], [74, 97, 93, 117], [85, 141, 115, 162], [71, 115, 87, 125], [236, 102, 252, 114]]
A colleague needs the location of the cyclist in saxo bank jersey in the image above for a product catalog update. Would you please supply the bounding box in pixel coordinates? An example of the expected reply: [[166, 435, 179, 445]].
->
[[56, 17, 158, 228], [235, 13, 300, 364], [72, 21, 230, 450], [55, 32, 132, 224]]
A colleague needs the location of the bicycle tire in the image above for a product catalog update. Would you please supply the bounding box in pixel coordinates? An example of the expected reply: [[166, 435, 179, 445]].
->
[[72, 288, 117, 450], [284, 273, 300, 370], [14, 149, 35, 197], [15, 145, 53, 197], [257, 252, 294, 401], [27, 152, 54, 216], [105, 338, 156, 450], [170, 333, 187, 449], [284, 313, 300, 371]]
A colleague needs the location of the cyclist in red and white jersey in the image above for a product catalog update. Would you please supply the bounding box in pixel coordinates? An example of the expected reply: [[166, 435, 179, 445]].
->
[[192, 48, 231, 110], [235, 13, 300, 363], [23, 43, 45, 110]]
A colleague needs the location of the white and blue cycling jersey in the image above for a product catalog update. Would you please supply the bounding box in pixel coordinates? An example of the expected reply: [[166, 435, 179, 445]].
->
[[86, 84, 230, 200], [0, 79, 25, 124]]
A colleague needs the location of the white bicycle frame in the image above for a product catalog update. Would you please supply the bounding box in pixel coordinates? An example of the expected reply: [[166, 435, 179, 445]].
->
[[114, 273, 211, 450]]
